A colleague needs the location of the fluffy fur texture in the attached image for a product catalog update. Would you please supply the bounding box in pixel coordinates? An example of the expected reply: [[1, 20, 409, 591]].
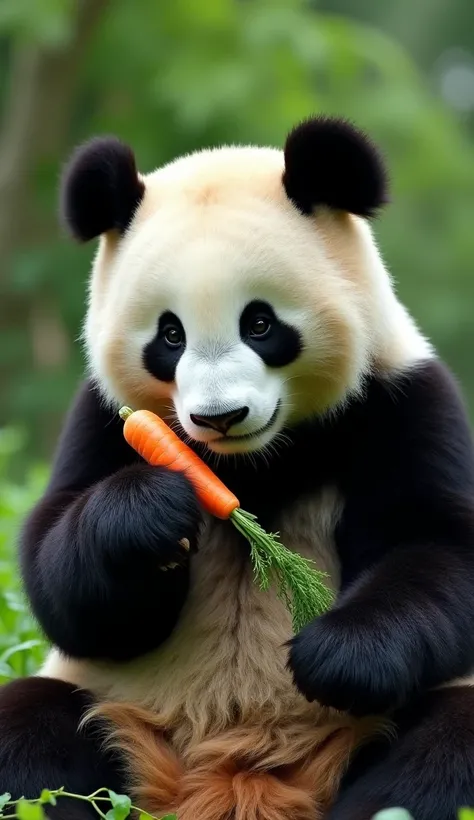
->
[[4, 115, 474, 820], [20, 382, 200, 661], [89, 701, 380, 820], [332, 686, 474, 820], [282, 116, 389, 217], [60, 136, 145, 241]]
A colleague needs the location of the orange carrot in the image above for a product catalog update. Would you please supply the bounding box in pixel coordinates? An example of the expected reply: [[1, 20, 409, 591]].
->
[[119, 407, 239, 519], [118, 405, 334, 632]]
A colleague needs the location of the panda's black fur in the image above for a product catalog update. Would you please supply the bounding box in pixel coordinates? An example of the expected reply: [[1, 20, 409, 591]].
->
[[60, 135, 145, 241], [282, 116, 389, 217], [1, 118, 474, 820]]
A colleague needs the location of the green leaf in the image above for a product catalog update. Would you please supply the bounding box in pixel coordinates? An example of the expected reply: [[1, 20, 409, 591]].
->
[[39, 790, 57, 806], [458, 809, 474, 820], [108, 791, 126, 805], [16, 800, 46, 820], [0, 794, 11, 810], [105, 791, 132, 820], [108, 790, 132, 810], [0, 639, 44, 664]]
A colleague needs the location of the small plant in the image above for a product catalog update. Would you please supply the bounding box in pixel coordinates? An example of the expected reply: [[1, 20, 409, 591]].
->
[[2, 795, 474, 820], [0, 428, 48, 684], [0, 788, 176, 820]]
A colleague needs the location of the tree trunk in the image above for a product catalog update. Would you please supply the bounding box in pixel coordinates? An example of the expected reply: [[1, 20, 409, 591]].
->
[[0, 0, 109, 453]]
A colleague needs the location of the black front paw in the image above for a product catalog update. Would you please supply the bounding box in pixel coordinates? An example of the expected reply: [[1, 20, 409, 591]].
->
[[287, 605, 421, 716], [94, 462, 202, 569]]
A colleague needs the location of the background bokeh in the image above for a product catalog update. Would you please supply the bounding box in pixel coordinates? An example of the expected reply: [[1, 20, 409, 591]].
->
[[0, 0, 474, 678]]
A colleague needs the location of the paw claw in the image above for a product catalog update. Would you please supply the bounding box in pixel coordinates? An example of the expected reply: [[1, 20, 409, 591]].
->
[[160, 562, 181, 571], [158, 539, 191, 572]]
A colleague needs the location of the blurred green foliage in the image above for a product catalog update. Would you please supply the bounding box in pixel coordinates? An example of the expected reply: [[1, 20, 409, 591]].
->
[[0, 430, 47, 681]]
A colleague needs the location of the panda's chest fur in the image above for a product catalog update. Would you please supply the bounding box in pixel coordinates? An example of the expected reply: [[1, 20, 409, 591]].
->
[[40, 489, 342, 748]]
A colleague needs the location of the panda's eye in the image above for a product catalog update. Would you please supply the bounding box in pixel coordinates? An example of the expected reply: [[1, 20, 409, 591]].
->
[[240, 299, 301, 368], [164, 325, 184, 347], [249, 316, 271, 338]]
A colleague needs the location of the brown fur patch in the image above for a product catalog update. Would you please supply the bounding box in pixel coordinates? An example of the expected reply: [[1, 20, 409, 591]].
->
[[89, 700, 386, 820], [86, 702, 183, 814]]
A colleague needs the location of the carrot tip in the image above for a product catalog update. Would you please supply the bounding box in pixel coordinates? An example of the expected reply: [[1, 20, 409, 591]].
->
[[119, 406, 134, 421]]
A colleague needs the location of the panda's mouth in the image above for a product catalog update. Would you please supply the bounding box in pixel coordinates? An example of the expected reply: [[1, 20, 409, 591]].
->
[[215, 400, 281, 445]]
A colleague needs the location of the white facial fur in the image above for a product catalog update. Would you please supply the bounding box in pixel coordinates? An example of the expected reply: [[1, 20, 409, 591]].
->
[[84, 145, 432, 454], [173, 342, 283, 454]]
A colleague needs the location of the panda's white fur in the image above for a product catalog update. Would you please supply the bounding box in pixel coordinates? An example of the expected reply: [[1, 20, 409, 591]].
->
[[38, 140, 440, 819]]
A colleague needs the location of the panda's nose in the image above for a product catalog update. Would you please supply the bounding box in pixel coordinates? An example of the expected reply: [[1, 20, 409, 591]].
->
[[190, 407, 249, 435]]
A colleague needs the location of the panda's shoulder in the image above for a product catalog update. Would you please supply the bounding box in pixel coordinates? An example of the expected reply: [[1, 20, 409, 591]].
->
[[58, 377, 120, 439], [361, 357, 471, 438], [345, 356, 474, 493]]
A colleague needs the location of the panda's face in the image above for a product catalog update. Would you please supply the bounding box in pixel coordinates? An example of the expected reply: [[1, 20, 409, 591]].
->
[[87, 181, 369, 455], [68, 121, 428, 455], [146, 297, 300, 454]]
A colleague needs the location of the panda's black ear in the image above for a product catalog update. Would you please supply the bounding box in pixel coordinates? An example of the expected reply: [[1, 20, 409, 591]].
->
[[282, 116, 389, 218], [59, 136, 145, 242]]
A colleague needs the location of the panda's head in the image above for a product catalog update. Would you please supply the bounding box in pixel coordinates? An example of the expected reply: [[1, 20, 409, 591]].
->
[[60, 117, 430, 455]]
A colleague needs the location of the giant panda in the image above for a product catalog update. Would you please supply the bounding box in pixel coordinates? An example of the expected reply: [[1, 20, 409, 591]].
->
[[1, 116, 474, 820]]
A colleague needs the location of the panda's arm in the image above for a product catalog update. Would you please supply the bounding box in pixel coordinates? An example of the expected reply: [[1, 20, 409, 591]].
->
[[19, 380, 201, 662], [289, 358, 474, 715]]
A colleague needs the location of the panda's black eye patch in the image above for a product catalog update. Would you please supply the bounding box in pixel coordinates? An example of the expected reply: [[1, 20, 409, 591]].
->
[[143, 311, 185, 383], [240, 300, 301, 367]]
